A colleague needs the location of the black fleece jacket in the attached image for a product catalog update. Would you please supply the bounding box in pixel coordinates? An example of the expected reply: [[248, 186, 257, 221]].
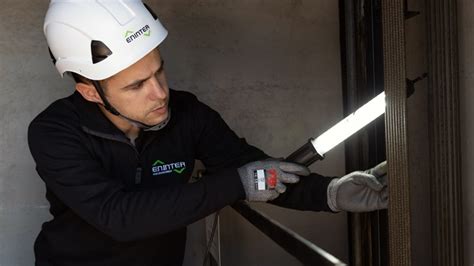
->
[[28, 89, 333, 266]]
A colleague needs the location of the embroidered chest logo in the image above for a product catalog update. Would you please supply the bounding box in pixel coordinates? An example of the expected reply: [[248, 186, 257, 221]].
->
[[151, 160, 186, 176]]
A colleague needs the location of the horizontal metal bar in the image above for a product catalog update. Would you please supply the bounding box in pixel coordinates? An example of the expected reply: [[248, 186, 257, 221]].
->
[[232, 201, 346, 266]]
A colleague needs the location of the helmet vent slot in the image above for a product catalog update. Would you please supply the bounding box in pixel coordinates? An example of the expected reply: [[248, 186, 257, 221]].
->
[[91, 40, 113, 64]]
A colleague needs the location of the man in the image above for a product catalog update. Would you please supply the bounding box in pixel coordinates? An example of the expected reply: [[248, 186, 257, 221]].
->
[[28, 1, 388, 265]]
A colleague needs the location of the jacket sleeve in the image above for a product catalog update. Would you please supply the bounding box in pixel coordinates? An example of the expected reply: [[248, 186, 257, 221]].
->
[[28, 116, 246, 243], [190, 97, 269, 172], [268, 173, 335, 212], [190, 96, 335, 212]]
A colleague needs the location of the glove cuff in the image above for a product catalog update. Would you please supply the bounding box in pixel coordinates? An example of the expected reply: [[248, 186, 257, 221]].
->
[[327, 178, 341, 212]]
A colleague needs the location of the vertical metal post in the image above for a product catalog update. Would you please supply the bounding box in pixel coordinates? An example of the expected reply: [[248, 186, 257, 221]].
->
[[426, 0, 464, 265], [339, 0, 388, 265], [381, 1, 411, 265]]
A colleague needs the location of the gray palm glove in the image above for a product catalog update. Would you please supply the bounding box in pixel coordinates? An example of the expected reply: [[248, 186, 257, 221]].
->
[[238, 160, 310, 202], [327, 161, 388, 212]]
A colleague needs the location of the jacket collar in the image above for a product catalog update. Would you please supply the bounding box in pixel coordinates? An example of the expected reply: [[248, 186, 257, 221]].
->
[[71, 90, 176, 141], [72, 91, 128, 140]]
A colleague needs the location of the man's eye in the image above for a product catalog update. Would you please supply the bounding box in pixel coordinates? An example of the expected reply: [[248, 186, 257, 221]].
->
[[132, 81, 144, 90]]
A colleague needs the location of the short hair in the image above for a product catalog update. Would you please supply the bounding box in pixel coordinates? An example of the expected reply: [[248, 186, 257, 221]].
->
[[70, 72, 91, 85]]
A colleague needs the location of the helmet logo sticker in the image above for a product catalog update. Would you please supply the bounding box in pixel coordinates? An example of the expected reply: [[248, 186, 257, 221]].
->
[[125, 24, 151, 44]]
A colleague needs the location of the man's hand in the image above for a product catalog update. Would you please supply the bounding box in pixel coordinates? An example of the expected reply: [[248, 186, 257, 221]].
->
[[238, 160, 310, 202], [327, 161, 388, 212]]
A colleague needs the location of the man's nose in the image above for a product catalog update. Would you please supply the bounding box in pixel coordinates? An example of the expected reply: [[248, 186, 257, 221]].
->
[[148, 76, 167, 100]]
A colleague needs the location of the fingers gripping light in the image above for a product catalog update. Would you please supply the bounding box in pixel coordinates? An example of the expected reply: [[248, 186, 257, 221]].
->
[[312, 92, 386, 156]]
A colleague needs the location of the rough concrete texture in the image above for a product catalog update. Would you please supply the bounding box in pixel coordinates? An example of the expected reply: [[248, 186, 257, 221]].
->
[[459, 0, 474, 264], [0, 0, 346, 265], [0, 1, 74, 265]]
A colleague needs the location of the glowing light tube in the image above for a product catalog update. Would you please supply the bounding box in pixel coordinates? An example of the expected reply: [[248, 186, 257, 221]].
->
[[312, 92, 386, 156]]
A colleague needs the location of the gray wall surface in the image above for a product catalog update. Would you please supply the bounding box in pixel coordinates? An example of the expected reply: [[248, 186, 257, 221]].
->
[[0, 0, 346, 265], [0, 1, 74, 265], [459, 0, 474, 264]]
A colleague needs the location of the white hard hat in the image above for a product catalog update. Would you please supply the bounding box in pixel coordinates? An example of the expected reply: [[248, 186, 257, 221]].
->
[[44, 0, 168, 80]]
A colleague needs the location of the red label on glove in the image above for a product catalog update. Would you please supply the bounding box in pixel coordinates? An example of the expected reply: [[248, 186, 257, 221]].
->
[[266, 169, 277, 189]]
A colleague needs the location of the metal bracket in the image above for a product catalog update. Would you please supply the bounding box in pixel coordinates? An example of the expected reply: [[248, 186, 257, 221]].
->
[[406, 73, 428, 97], [404, 0, 421, 20]]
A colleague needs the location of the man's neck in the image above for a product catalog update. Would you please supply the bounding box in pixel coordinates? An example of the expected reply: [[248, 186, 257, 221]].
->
[[99, 105, 140, 142]]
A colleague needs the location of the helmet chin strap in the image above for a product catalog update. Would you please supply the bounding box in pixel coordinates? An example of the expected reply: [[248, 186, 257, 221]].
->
[[91, 80, 170, 131]]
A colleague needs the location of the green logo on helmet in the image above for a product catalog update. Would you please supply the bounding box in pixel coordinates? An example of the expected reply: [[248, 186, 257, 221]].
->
[[151, 160, 186, 176], [125, 24, 151, 43]]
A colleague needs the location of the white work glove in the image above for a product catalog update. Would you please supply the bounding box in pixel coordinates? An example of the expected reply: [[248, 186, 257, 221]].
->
[[238, 160, 310, 202], [327, 161, 388, 212]]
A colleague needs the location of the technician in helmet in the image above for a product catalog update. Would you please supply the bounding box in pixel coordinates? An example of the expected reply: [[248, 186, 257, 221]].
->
[[28, 1, 388, 265]]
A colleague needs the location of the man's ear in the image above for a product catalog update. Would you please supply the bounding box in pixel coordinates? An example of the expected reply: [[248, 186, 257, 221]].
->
[[75, 82, 103, 104]]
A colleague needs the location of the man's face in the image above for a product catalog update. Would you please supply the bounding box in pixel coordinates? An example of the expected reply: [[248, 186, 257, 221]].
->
[[102, 49, 169, 126]]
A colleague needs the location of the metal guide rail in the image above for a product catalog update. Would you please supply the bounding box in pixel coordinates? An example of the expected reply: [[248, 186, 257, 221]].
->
[[232, 201, 346, 266]]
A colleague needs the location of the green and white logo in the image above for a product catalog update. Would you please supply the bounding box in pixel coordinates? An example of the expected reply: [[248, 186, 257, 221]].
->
[[125, 24, 151, 44], [152, 160, 186, 176]]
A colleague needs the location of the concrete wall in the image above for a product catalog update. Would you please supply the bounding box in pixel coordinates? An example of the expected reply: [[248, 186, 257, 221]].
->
[[459, 0, 474, 264], [0, 0, 346, 265], [0, 1, 74, 265]]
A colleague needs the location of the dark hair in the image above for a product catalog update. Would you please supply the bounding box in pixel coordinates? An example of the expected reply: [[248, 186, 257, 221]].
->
[[70, 72, 92, 85]]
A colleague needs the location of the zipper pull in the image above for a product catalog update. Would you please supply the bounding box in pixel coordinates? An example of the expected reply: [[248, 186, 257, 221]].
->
[[135, 167, 142, 184]]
